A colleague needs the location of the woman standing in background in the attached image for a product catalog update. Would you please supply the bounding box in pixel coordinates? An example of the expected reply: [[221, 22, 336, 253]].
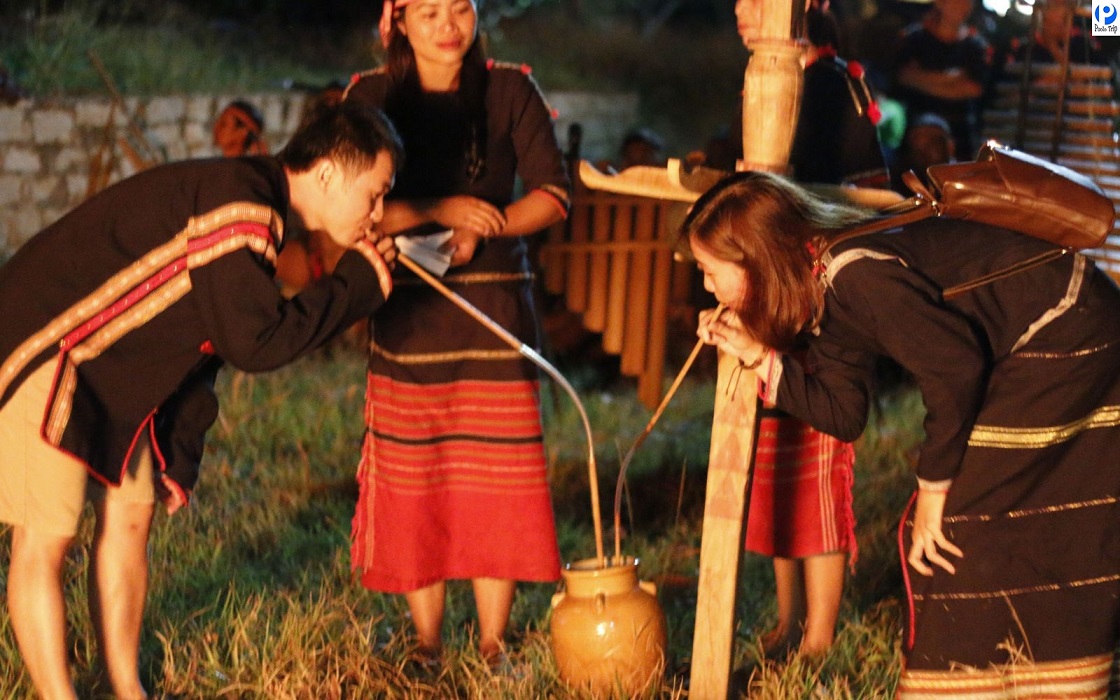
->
[[345, 0, 570, 667]]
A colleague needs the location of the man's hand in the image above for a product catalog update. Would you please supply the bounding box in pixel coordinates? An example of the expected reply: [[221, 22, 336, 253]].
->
[[373, 232, 397, 268]]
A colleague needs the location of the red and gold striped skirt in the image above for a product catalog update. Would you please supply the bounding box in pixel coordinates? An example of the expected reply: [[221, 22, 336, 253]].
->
[[745, 410, 856, 559], [351, 373, 560, 593]]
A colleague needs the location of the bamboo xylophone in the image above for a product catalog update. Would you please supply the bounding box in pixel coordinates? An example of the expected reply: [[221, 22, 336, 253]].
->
[[540, 162, 697, 409]]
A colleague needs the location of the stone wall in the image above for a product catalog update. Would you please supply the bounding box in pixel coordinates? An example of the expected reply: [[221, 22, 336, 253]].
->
[[0, 90, 638, 257]]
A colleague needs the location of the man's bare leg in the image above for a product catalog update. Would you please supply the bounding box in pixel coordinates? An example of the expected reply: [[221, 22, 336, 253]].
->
[[8, 525, 79, 700], [88, 498, 154, 700]]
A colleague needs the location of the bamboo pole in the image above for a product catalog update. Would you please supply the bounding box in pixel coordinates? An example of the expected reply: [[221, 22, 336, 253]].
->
[[585, 201, 612, 331], [638, 205, 675, 407]]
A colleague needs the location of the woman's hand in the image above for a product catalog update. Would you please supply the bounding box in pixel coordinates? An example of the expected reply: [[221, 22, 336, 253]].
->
[[441, 229, 485, 268], [696, 308, 766, 363], [429, 195, 506, 239], [908, 488, 964, 576]]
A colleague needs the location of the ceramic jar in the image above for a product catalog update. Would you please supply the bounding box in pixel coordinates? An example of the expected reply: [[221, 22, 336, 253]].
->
[[549, 556, 668, 697]]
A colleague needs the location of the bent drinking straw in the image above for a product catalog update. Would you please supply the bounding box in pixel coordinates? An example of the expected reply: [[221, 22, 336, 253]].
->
[[397, 253, 606, 564], [612, 304, 724, 562]]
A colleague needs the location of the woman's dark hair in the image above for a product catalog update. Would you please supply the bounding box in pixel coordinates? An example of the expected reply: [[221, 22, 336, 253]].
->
[[806, 4, 842, 52], [384, 1, 489, 182], [278, 100, 404, 177], [680, 171, 871, 350]]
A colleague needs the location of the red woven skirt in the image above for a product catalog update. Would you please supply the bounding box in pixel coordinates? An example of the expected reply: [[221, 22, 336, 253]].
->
[[745, 411, 856, 559], [350, 373, 561, 593]]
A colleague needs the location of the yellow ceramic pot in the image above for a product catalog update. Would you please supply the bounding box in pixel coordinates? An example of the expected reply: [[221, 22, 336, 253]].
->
[[549, 556, 668, 697]]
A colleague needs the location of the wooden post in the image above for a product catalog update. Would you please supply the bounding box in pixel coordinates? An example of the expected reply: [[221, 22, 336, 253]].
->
[[689, 0, 805, 694], [688, 354, 759, 698]]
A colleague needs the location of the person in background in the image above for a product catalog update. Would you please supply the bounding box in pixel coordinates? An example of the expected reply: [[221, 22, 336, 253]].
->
[[598, 126, 666, 173], [891, 0, 991, 158], [890, 112, 956, 195], [210, 91, 349, 300], [212, 99, 270, 157], [686, 170, 1120, 697], [789, 0, 890, 188], [696, 0, 888, 189], [0, 101, 401, 700], [1008, 0, 1104, 65], [345, 0, 570, 668]]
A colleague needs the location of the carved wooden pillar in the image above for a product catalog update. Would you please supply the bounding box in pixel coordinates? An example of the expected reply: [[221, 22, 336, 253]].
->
[[689, 0, 805, 697], [741, 40, 804, 173]]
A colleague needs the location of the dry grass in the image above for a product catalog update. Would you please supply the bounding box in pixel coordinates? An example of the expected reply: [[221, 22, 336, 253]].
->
[[0, 346, 922, 697]]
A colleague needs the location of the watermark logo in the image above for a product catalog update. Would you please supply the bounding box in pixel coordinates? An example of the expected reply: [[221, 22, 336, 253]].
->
[[1093, 0, 1119, 35]]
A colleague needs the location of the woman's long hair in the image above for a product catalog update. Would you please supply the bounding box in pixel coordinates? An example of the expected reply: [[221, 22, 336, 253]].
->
[[680, 171, 872, 350], [383, 1, 489, 182]]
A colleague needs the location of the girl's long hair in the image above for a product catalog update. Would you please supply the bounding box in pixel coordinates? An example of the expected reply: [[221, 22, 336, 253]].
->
[[383, 1, 489, 182], [680, 171, 872, 350]]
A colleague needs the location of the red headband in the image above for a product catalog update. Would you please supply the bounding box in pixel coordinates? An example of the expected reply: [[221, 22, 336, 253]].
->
[[379, 0, 418, 48]]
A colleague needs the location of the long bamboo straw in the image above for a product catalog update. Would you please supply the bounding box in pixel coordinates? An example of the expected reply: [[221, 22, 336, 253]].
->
[[611, 303, 724, 562], [397, 253, 606, 564]]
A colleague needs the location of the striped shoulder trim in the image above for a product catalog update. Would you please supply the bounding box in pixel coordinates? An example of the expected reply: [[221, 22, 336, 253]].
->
[[1009, 254, 1085, 353], [486, 59, 561, 119], [1, 202, 282, 445], [184, 204, 282, 278], [821, 247, 907, 289]]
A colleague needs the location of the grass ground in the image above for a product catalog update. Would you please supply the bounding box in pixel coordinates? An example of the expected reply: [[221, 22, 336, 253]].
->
[[0, 342, 924, 698]]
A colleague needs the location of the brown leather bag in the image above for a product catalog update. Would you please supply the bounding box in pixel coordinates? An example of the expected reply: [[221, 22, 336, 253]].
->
[[815, 143, 1115, 296], [824, 142, 1115, 257], [913, 142, 1115, 250]]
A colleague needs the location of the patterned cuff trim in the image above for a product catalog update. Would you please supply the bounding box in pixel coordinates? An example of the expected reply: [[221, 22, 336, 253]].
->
[[354, 240, 394, 299]]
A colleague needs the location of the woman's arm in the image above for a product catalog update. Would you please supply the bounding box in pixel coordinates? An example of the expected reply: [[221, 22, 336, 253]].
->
[[500, 188, 566, 236], [896, 63, 984, 100], [443, 189, 565, 266], [784, 258, 990, 484], [380, 196, 505, 238]]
